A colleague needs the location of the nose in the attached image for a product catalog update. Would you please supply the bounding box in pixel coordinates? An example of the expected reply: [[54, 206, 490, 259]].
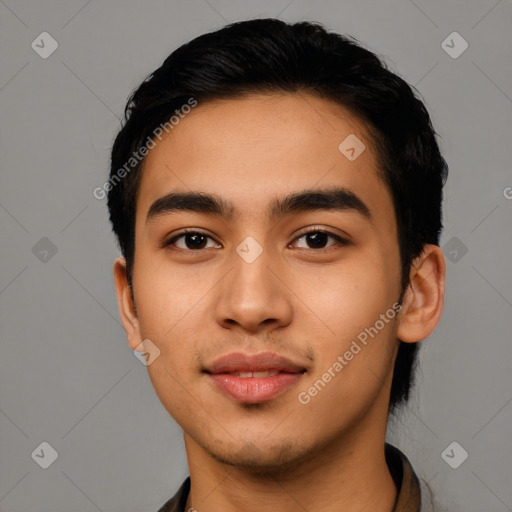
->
[[214, 244, 293, 334]]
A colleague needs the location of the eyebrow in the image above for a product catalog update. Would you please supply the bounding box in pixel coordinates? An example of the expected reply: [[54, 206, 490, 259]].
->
[[145, 187, 371, 225]]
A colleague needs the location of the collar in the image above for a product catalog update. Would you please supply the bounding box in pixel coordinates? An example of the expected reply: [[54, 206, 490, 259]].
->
[[385, 443, 422, 511], [157, 443, 422, 512]]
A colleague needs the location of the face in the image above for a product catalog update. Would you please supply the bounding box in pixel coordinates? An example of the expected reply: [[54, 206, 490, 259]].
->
[[118, 93, 408, 471]]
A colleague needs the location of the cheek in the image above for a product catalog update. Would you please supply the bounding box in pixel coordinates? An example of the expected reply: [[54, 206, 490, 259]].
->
[[292, 250, 396, 339], [146, 362, 204, 432], [133, 254, 208, 337], [293, 302, 399, 437]]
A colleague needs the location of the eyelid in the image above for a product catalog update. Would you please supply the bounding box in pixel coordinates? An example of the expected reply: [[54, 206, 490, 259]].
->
[[290, 227, 350, 250], [161, 228, 218, 249], [162, 226, 351, 250], [292, 225, 351, 243]]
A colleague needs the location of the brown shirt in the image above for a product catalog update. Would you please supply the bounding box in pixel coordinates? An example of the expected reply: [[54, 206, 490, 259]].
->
[[156, 443, 436, 512]]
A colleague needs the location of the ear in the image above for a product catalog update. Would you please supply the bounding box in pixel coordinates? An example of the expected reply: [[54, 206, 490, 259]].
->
[[113, 257, 143, 351], [397, 244, 446, 343]]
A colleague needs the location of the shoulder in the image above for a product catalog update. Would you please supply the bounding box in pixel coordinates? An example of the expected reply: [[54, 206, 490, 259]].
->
[[155, 477, 191, 512], [419, 476, 460, 512]]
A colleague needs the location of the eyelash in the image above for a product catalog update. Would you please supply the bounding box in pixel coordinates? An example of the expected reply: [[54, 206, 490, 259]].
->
[[162, 227, 350, 252]]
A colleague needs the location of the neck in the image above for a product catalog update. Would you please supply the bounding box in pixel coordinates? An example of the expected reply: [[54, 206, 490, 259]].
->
[[183, 397, 397, 512]]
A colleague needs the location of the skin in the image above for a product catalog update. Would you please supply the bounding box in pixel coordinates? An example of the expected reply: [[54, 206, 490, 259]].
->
[[114, 92, 445, 512]]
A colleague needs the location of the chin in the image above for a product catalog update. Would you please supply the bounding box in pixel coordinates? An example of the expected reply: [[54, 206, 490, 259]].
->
[[203, 437, 317, 477]]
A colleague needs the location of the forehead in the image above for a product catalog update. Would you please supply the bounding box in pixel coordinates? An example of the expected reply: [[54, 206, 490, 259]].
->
[[135, 92, 392, 226]]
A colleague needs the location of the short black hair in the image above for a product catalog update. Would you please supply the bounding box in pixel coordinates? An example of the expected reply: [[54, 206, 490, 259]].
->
[[107, 18, 448, 416]]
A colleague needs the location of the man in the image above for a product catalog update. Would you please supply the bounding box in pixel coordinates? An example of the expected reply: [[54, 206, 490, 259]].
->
[[107, 18, 448, 511]]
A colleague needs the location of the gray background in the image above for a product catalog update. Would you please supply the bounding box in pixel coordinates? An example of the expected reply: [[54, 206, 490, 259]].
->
[[1, 0, 511, 511]]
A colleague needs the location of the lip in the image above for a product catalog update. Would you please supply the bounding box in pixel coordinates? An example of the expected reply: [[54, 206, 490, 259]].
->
[[204, 352, 307, 404], [204, 351, 306, 374]]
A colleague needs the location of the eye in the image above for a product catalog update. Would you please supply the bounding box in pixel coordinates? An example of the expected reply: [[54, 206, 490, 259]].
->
[[291, 229, 350, 250], [163, 230, 221, 251], [162, 228, 350, 252]]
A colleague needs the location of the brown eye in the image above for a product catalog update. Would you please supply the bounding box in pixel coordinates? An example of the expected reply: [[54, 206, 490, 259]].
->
[[292, 230, 349, 250], [163, 231, 221, 251]]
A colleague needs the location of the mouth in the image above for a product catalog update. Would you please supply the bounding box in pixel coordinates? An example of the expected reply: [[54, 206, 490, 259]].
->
[[224, 370, 282, 378], [206, 371, 306, 403], [203, 352, 308, 403]]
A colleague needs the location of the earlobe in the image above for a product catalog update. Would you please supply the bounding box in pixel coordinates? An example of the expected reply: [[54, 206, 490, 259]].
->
[[113, 257, 143, 350], [397, 244, 446, 343]]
